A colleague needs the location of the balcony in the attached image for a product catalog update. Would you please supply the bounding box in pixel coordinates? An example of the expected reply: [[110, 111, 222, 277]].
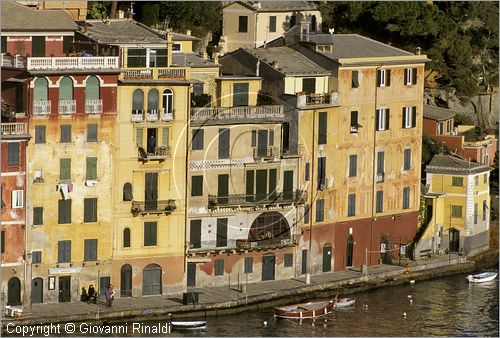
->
[[253, 146, 275, 160], [296, 92, 340, 109], [191, 105, 285, 124], [188, 235, 299, 255], [1, 123, 29, 138], [85, 99, 102, 114], [131, 199, 176, 217], [121, 67, 189, 81], [350, 125, 359, 134], [376, 172, 385, 183], [132, 109, 174, 122], [208, 190, 306, 209], [33, 100, 51, 115], [1, 53, 27, 68], [138, 146, 171, 162], [27, 56, 119, 71], [58, 100, 76, 115]]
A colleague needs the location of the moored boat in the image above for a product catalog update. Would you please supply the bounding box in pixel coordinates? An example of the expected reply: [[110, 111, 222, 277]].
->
[[274, 299, 335, 319], [170, 321, 207, 330], [334, 297, 356, 308], [466, 272, 497, 283]]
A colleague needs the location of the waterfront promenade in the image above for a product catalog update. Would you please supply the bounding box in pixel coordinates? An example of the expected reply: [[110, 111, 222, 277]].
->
[[2, 250, 496, 328]]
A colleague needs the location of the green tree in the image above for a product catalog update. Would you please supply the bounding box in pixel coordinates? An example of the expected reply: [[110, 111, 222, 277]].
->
[[87, 2, 110, 19]]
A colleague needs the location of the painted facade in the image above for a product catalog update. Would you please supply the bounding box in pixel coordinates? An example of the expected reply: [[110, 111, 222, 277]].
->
[[419, 154, 492, 257], [222, 1, 322, 53]]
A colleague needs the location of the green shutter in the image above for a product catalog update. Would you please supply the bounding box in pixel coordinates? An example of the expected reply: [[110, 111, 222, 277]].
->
[[136, 128, 143, 148], [34, 77, 48, 101], [216, 218, 228, 247], [318, 112, 327, 144], [59, 77, 73, 100], [1, 36, 6, 53], [268, 169, 277, 198], [8, 142, 19, 165], [85, 76, 100, 101], [32, 36, 45, 57], [190, 220, 202, 248], [246, 170, 254, 202], [162, 128, 169, 146], [232, 83, 249, 106], [63, 36, 73, 53], [86, 157, 97, 180], [256, 170, 267, 200], [60, 159, 71, 180]]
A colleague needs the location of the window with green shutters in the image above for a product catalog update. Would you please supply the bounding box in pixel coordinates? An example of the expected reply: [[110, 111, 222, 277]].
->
[[217, 174, 229, 203], [161, 127, 169, 146], [246, 170, 254, 202], [317, 157, 326, 190], [216, 218, 228, 247], [87, 124, 98, 142], [452, 177, 463, 187], [32, 36, 45, 57], [59, 77, 73, 100], [144, 222, 157, 246], [32, 250, 42, 264], [84, 198, 97, 223], [33, 207, 43, 225], [63, 35, 73, 53], [232, 83, 249, 106], [305, 162, 310, 181], [403, 187, 410, 209], [218, 128, 230, 159], [7, 143, 19, 165], [269, 16, 277, 32], [318, 112, 327, 144], [352, 70, 359, 88], [58, 199, 71, 224], [60, 158, 71, 180], [316, 199, 325, 222], [85, 76, 100, 101], [348, 194, 356, 216], [404, 148, 411, 170], [190, 220, 201, 249], [451, 205, 462, 218], [349, 155, 357, 177], [284, 253, 293, 267], [84, 239, 98, 261], [377, 151, 385, 174], [191, 175, 203, 196], [244, 257, 253, 273], [86, 157, 97, 180], [304, 204, 310, 224], [376, 190, 383, 213], [60, 125, 71, 143], [34, 77, 48, 101], [57, 240, 71, 263], [136, 128, 143, 148], [214, 259, 224, 275], [35, 126, 46, 144], [123, 228, 131, 248], [192, 129, 204, 150]]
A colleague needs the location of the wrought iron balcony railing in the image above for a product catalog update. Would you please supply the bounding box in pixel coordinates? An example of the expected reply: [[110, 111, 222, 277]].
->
[[58, 100, 76, 115], [121, 67, 189, 80], [85, 99, 102, 114], [296, 92, 340, 108], [208, 190, 306, 209], [131, 199, 176, 217], [33, 100, 51, 115], [138, 146, 171, 162], [187, 235, 299, 254], [253, 146, 275, 160], [131, 109, 174, 122]]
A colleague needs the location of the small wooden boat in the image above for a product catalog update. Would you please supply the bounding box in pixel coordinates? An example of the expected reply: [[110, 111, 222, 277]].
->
[[466, 272, 497, 283], [334, 297, 356, 308], [170, 321, 207, 330], [274, 299, 335, 319]]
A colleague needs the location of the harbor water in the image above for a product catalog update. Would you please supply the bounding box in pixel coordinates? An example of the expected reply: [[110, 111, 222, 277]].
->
[[170, 273, 499, 337]]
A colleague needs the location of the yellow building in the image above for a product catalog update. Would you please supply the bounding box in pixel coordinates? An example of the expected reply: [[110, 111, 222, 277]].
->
[[221, 1, 322, 53], [17, 0, 88, 20], [187, 75, 303, 286], [419, 154, 492, 257]]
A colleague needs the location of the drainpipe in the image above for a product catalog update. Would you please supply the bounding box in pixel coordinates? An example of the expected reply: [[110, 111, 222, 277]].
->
[[306, 109, 316, 284]]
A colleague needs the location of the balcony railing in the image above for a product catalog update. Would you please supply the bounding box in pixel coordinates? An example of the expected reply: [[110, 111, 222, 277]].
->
[[131, 199, 176, 217], [33, 100, 51, 115], [27, 56, 119, 71], [188, 235, 299, 254], [253, 146, 275, 160], [85, 99, 103, 114], [1, 123, 28, 136], [138, 146, 171, 161], [376, 172, 385, 183], [121, 67, 189, 81], [191, 105, 284, 122], [132, 109, 174, 122], [58, 100, 76, 115], [208, 190, 306, 209], [1, 53, 27, 68], [297, 92, 340, 108]]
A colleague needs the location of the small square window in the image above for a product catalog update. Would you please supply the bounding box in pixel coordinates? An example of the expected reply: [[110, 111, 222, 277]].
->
[[87, 124, 98, 142], [244, 257, 253, 273], [284, 253, 293, 267], [214, 259, 224, 276], [32, 250, 42, 264], [60, 125, 71, 143]]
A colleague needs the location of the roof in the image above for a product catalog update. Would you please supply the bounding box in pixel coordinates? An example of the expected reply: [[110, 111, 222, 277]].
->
[[426, 154, 492, 176], [308, 34, 428, 62], [80, 19, 167, 45], [1, 0, 77, 31], [239, 47, 330, 76], [423, 104, 456, 121], [171, 53, 219, 68], [227, 1, 318, 12]]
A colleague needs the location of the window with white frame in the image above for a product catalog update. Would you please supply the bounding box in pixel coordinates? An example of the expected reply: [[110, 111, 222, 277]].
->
[[402, 106, 417, 129], [376, 108, 390, 131], [376, 69, 391, 87], [12, 190, 23, 208], [404, 67, 417, 86]]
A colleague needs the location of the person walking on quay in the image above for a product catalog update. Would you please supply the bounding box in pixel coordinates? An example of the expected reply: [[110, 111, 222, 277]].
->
[[88, 284, 96, 304], [105, 284, 115, 307]]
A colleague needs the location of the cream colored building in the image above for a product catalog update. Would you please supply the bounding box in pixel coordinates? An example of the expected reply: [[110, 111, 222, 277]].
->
[[221, 1, 322, 53]]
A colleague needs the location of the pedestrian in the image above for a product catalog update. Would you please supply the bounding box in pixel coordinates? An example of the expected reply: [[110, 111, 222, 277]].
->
[[105, 284, 114, 307], [88, 284, 96, 304], [147, 134, 156, 154], [81, 287, 88, 302]]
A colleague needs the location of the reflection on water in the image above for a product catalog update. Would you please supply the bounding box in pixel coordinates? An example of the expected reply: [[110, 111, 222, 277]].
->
[[178, 274, 498, 337]]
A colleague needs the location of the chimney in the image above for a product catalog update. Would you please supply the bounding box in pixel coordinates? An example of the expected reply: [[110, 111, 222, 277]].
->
[[118, 10, 124, 19], [203, 52, 208, 60], [256, 59, 260, 77], [271, 61, 279, 69], [255, 1, 261, 9], [186, 29, 191, 36], [416, 47, 422, 55]]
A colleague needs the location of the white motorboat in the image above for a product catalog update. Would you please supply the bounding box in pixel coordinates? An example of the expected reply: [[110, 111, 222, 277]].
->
[[466, 272, 497, 283]]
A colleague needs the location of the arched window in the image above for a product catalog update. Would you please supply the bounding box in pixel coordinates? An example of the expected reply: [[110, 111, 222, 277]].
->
[[143, 263, 162, 295], [162, 89, 173, 114], [123, 228, 131, 248], [85, 76, 100, 101], [123, 182, 133, 201], [132, 89, 144, 113], [33, 77, 48, 101], [148, 89, 159, 112], [120, 264, 132, 297], [59, 76, 73, 100]]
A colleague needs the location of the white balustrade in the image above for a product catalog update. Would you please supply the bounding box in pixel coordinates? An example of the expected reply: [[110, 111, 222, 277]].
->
[[1, 123, 27, 135], [58, 100, 76, 115], [85, 99, 103, 114], [191, 105, 284, 121], [27, 56, 119, 70], [33, 100, 51, 115]]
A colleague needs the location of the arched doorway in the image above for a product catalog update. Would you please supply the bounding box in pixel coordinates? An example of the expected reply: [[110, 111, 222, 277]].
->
[[449, 229, 460, 252], [323, 244, 332, 272], [248, 212, 290, 247], [7, 277, 21, 305], [143, 264, 162, 295], [346, 235, 354, 267], [120, 264, 132, 297], [31, 277, 43, 304]]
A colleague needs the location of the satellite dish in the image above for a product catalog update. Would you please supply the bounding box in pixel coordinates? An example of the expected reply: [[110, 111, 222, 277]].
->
[[329, 28, 335, 34]]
